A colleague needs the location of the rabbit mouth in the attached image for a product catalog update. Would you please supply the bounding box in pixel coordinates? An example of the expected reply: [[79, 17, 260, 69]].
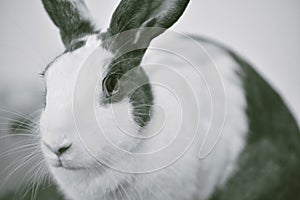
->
[[47, 158, 85, 171]]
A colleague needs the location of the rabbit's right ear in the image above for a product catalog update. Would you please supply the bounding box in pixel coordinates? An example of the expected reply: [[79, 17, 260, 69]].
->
[[42, 0, 96, 49], [106, 0, 190, 52]]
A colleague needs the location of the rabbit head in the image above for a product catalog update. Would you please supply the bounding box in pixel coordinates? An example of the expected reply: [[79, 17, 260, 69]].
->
[[39, 0, 190, 176]]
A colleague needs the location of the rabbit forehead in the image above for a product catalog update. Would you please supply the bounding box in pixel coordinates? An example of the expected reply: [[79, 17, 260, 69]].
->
[[45, 35, 113, 100]]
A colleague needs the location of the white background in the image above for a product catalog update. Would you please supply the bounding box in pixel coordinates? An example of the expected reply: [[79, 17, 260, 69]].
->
[[0, 0, 299, 124]]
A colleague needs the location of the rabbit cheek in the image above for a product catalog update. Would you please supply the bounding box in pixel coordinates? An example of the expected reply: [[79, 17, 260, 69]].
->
[[94, 98, 141, 151]]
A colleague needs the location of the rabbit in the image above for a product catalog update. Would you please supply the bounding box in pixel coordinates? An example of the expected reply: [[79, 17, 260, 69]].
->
[[38, 0, 300, 200]]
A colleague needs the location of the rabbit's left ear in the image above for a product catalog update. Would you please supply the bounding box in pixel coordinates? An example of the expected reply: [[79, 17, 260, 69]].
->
[[42, 0, 96, 49], [107, 0, 190, 51]]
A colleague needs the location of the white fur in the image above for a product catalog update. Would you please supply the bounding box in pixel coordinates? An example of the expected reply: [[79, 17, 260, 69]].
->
[[39, 32, 248, 200], [137, 37, 248, 199], [40, 35, 141, 200]]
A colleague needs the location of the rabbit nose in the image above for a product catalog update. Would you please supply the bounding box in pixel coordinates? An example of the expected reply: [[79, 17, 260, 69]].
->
[[43, 141, 72, 157]]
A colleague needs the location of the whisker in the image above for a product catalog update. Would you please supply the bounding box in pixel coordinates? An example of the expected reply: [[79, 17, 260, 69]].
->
[[0, 138, 39, 155], [0, 114, 38, 128], [109, 171, 129, 200], [0, 107, 38, 121], [0, 154, 33, 179], [118, 180, 130, 200], [0, 115, 37, 124], [39, 165, 52, 190], [0, 145, 39, 159], [0, 133, 39, 140], [11, 160, 44, 200], [127, 175, 142, 199], [0, 148, 41, 184], [0, 118, 37, 130], [30, 162, 46, 200], [19, 159, 45, 200], [0, 123, 37, 132], [0, 127, 35, 132], [132, 175, 160, 200], [12, 122, 36, 135]]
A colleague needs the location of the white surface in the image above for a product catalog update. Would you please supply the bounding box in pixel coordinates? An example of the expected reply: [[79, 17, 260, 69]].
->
[[0, 0, 299, 124]]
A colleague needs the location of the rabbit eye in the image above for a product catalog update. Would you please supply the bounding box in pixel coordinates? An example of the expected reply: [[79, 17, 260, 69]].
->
[[103, 75, 120, 97]]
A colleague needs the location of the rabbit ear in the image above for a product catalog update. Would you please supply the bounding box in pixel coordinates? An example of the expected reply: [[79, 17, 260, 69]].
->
[[42, 0, 96, 49], [107, 0, 190, 46]]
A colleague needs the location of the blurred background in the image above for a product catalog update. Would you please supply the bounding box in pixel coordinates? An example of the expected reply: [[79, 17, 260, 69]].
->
[[0, 0, 299, 199]]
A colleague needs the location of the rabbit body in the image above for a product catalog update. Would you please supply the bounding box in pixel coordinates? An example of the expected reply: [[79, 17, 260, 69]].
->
[[39, 0, 300, 200], [40, 33, 247, 200]]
